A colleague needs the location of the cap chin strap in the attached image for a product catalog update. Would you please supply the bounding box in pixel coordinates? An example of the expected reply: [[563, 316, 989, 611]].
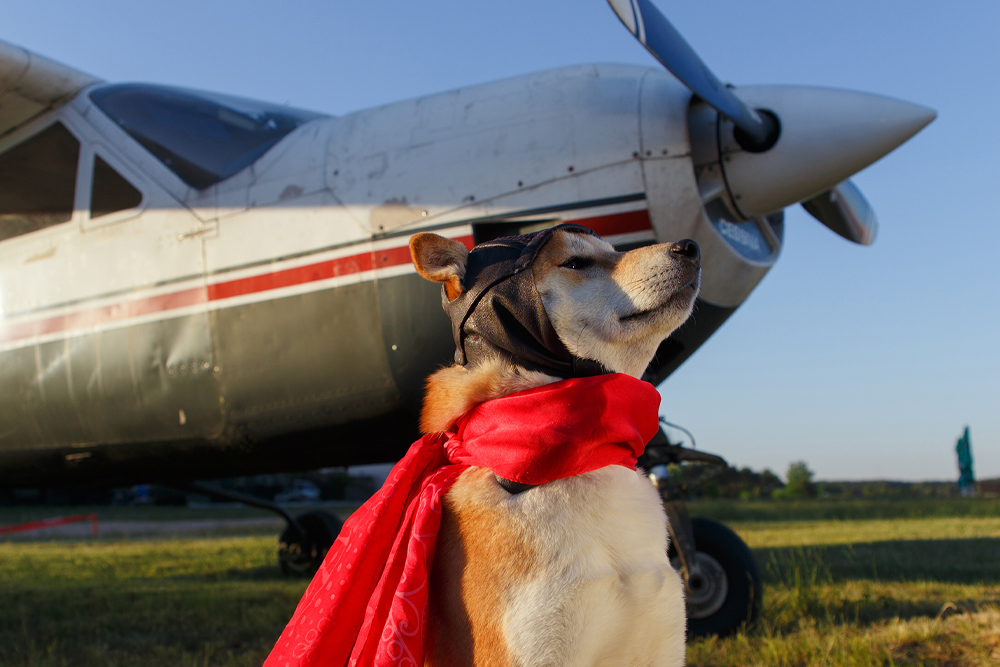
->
[[443, 224, 609, 380], [443, 224, 613, 496]]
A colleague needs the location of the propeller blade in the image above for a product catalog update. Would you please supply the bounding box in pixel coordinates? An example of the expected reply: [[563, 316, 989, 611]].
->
[[606, 0, 776, 148], [801, 180, 878, 245]]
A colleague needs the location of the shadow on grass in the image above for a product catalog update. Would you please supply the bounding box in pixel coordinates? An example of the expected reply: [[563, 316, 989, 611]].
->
[[1, 577, 304, 667], [689, 497, 1000, 523], [196, 564, 294, 582], [751, 537, 1000, 633], [757, 536, 1000, 585]]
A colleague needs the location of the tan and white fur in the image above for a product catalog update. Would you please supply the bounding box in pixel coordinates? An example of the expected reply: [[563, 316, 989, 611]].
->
[[409, 229, 700, 667]]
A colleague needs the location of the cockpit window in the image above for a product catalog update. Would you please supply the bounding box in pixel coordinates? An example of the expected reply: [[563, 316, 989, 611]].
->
[[89, 84, 323, 189], [0, 122, 80, 242], [91, 156, 143, 219]]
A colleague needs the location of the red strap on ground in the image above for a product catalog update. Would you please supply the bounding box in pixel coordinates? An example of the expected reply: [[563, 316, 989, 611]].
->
[[0, 513, 99, 536]]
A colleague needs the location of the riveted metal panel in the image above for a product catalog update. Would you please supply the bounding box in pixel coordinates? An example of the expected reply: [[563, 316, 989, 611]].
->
[[327, 64, 648, 234], [0, 313, 223, 451], [210, 281, 401, 441], [377, 272, 454, 412], [0, 345, 47, 448]]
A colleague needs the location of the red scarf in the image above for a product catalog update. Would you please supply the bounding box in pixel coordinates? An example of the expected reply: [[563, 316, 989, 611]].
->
[[264, 373, 660, 667]]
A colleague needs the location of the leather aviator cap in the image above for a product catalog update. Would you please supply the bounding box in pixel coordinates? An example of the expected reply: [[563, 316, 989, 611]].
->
[[443, 224, 608, 379]]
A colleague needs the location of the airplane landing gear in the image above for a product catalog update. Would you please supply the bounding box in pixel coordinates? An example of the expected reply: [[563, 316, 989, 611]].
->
[[681, 548, 729, 619], [278, 510, 343, 576], [642, 425, 762, 638], [173, 481, 342, 576], [669, 517, 761, 637]]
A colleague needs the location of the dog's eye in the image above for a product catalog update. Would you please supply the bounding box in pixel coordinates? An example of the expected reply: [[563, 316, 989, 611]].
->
[[560, 257, 592, 271]]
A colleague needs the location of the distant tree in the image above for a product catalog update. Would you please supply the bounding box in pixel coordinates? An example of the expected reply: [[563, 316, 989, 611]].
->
[[683, 463, 785, 499], [760, 469, 784, 497], [774, 460, 817, 499]]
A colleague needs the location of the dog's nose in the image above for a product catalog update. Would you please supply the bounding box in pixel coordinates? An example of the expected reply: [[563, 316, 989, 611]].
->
[[668, 239, 700, 264]]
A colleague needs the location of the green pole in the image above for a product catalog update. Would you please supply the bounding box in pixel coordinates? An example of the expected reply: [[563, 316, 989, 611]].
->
[[956, 426, 974, 497]]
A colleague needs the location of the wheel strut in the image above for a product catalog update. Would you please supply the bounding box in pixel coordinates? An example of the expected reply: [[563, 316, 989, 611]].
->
[[169, 481, 342, 576]]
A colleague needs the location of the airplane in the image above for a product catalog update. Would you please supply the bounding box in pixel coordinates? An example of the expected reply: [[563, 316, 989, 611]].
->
[[0, 0, 933, 634]]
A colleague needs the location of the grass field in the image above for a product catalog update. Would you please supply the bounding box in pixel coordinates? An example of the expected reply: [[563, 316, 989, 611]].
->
[[2, 498, 998, 666]]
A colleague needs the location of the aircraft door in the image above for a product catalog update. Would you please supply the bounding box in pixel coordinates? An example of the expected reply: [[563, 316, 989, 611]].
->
[[72, 143, 225, 448], [0, 123, 224, 458]]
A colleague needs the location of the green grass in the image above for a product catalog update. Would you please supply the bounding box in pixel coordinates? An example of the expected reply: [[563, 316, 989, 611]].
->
[[1, 537, 307, 667], [2, 498, 999, 665], [690, 509, 1000, 666], [687, 496, 1000, 523]]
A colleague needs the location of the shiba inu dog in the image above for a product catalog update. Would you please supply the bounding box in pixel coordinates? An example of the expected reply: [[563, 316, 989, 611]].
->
[[409, 223, 701, 667]]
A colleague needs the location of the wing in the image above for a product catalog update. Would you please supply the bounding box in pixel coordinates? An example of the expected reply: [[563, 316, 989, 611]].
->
[[0, 39, 101, 138]]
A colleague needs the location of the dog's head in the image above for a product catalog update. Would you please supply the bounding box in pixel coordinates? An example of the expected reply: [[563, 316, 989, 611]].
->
[[410, 224, 700, 379]]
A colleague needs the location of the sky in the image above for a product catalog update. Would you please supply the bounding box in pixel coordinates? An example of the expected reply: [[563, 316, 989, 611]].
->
[[6, 0, 999, 481]]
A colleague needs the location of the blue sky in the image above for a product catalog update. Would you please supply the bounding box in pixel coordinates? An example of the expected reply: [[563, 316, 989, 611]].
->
[[7, 0, 998, 481]]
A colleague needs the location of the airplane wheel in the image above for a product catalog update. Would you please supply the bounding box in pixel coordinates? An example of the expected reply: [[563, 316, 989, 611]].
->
[[669, 517, 761, 638], [278, 510, 343, 576]]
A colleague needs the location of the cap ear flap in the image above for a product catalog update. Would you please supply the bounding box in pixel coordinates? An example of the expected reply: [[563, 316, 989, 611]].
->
[[409, 233, 468, 301]]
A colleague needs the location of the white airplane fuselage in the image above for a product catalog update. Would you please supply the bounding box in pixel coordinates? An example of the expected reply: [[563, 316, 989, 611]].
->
[[0, 64, 785, 487]]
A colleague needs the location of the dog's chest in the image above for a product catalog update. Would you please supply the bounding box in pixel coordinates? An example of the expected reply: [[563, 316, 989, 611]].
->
[[432, 464, 686, 667]]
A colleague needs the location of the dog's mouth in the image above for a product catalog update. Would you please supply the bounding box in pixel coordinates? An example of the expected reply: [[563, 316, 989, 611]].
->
[[619, 306, 660, 323], [619, 281, 699, 323]]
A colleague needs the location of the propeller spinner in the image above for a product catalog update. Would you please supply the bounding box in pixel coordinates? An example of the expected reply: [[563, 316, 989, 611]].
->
[[607, 0, 935, 244]]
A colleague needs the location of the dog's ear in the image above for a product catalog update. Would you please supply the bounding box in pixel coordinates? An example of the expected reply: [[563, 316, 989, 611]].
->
[[409, 233, 468, 301]]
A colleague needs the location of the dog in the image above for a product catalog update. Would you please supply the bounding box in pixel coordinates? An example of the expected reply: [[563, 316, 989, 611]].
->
[[409, 223, 701, 667]]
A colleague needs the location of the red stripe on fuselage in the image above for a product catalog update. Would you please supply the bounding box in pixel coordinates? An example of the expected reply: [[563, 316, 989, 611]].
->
[[0, 286, 209, 345], [572, 209, 650, 237], [206, 254, 375, 301], [0, 210, 651, 345]]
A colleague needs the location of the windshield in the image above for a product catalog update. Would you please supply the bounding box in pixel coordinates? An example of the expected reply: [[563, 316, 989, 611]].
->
[[90, 84, 324, 189]]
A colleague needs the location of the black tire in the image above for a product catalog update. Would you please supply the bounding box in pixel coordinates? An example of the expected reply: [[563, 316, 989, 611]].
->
[[278, 510, 343, 576], [668, 517, 761, 638]]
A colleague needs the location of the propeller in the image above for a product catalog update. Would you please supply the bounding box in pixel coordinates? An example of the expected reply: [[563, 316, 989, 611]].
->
[[607, 0, 935, 245], [802, 180, 877, 246], [606, 0, 777, 151]]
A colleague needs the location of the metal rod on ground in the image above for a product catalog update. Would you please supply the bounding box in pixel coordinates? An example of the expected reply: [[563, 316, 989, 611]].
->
[[171, 481, 301, 530], [0, 513, 99, 536]]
